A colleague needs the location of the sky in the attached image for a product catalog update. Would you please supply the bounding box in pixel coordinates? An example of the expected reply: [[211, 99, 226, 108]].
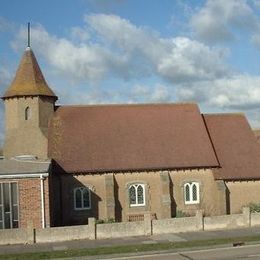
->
[[1, 0, 260, 143]]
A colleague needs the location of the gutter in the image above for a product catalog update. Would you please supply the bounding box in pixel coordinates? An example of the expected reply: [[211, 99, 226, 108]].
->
[[0, 172, 49, 179], [40, 174, 46, 229]]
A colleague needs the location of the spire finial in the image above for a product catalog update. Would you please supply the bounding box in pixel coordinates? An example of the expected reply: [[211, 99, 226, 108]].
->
[[27, 22, 30, 48]]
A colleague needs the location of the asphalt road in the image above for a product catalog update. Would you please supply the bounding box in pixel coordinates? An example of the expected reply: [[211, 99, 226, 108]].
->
[[101, 244, 260, 260], [2, 227, 260, 259]]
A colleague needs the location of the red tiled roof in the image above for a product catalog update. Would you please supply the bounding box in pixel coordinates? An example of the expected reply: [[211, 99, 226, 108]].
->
[[204, 114, 260, 180], [2, 48, 57, 100], [48, 103, 219, 173], [253, 129, 260, 144]]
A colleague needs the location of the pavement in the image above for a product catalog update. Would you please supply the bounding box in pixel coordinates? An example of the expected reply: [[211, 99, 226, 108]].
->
[[1, 226, 260, 256]]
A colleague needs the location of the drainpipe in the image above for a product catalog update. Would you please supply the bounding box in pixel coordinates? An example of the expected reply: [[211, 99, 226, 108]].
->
[[40, 174, 45, 228]]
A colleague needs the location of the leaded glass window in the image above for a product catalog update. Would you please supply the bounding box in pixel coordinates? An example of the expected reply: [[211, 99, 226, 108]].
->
[[75, 189, 82, 208], [129, 184, 145, 207], [74, 187, 91, 210], [83, 188, 90, 208], [184, 182, 199, 204], [129, 186, 136, 205], [185, 184, 190, 202], [192, 183, 197, 201]]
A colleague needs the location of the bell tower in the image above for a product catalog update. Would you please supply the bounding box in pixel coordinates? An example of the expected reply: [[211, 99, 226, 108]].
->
[[1, 45, 57, 159]]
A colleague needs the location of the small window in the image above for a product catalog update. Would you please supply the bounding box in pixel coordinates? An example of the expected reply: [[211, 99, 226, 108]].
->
[[74, 187, 91, 210], [184, 182, 199, 205], [25, 107, 31, 120], [129, 184, 145, 207]]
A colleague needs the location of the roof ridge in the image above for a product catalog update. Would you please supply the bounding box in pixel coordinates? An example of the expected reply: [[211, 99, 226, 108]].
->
[[203, 112, 245, 116], [57, 102, 199, 108]]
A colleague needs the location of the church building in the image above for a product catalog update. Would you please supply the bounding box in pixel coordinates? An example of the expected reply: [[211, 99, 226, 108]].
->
[[1, 45, 260, 229]]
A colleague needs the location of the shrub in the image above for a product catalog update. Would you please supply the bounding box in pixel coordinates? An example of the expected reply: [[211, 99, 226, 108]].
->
[[247, 202, 260, 213], [95, 219, 104, 224], [176, 210, 190, 218], [107, 218, 115, 223], [95, 218, 116, 224]]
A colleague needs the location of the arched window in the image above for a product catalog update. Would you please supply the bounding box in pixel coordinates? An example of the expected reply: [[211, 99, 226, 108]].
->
[[184, 182, 200, 204], [129, 184, 145, 207], [74, 187, 91, 210], [25, 107, 31, 120]]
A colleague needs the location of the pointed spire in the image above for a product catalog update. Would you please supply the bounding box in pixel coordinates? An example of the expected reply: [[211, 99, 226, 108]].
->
[[2, 48, 57, 100], [27, 22, 30, 48]]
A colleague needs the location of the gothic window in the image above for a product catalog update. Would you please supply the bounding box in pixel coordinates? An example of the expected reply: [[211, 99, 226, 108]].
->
[[25, 107, 31, 120], [129, 184, 145, 207], [74, 187, 91, 210], [184, 182, 200, 204]]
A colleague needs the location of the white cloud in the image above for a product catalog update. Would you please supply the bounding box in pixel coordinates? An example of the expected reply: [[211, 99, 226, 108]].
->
[[0, 66, 11, 90], [208, 75, 260, 109], [130, 84, 172, 103], [70, 26, 90, 42], [12, 15, 230, 86], [190, 0, 257, 43], [9, 13, 260, 129], [157, 37, 230, 82], [176, 75, 260, 110], [0, 64, 12, 145], [12, 24, 112, 82]]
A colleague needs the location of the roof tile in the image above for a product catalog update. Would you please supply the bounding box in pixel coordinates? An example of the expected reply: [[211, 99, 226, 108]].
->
[[204, 114, 260, 180], [49, 103, 219, 173], [2, 48, 57, 100]]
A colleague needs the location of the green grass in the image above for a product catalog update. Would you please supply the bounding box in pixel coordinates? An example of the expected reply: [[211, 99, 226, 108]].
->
[[1, 235, 260, 259]]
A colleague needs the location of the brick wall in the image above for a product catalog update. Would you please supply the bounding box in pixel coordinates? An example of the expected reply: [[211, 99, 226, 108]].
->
[[57, 168, 226, 226], [171, 169, 227, 216], [4, 97, 53, 160], [19, 177, 50, 228], [60, 174, 107, 226], [226, 180, 260, 214], [0, 177, 50, 229]]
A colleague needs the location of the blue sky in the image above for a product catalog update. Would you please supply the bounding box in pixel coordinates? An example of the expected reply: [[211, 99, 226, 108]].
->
[[1, 0, 260, 142]]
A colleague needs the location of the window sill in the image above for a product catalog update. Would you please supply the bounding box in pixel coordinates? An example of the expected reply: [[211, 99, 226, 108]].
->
[[184, 201, 199, 205], [74, 208, 91, 211], [129, 204, 146, 207]]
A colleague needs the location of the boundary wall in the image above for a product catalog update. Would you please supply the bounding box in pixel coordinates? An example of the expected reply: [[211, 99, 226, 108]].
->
[[0, 207, 257, 245]]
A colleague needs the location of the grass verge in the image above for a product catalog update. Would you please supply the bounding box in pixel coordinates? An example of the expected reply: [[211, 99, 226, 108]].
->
[[1, 235, 260, 259]]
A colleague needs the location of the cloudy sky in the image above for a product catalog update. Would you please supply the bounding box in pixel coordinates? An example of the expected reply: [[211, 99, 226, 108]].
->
[[1, 0, 260, 143]]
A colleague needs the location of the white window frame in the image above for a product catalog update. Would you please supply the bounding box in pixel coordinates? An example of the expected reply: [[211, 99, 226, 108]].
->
[[184, 182, 200, 205], [74, 187, 91, 210], [129, 184, 145, 207], [0, 182, 19, 229]]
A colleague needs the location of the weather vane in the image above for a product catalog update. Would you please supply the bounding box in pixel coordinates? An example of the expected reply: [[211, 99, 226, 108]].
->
[[27, 22, 30, 48]]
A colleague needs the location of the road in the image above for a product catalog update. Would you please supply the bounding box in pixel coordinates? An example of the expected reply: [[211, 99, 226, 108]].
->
[[101, 244, 260, 260]]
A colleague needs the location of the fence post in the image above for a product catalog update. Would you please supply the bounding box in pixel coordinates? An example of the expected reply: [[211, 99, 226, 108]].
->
[[88, 218, 96, 240], [196, 210, 204, 231], [242, 207, 251, 227], [26, 227, 35, 244], [144, 213, 152, 236]]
